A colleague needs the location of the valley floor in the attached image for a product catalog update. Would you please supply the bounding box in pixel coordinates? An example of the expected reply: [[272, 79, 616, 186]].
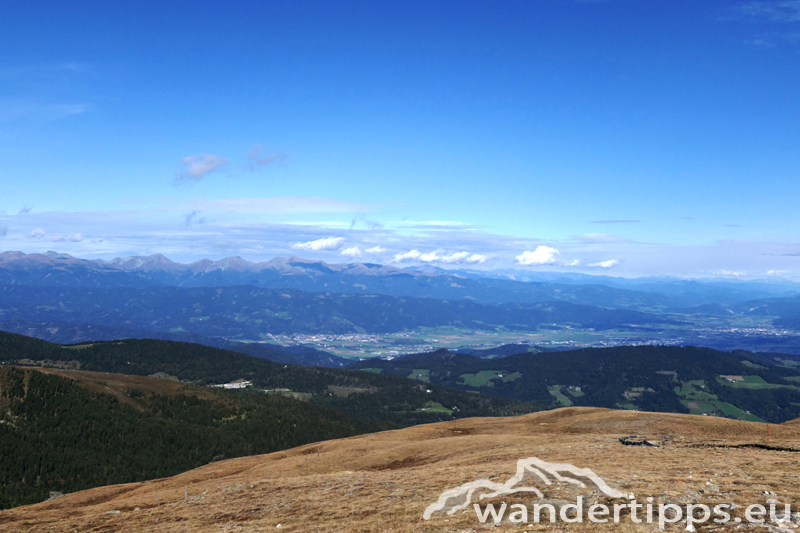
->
[[3, 407, 800, 532]]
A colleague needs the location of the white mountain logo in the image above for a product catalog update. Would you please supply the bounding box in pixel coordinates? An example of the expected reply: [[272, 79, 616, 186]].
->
[[423, 457, 633, 520]]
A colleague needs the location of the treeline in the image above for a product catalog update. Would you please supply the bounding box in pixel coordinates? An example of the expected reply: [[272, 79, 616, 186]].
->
[[0, 367, 387, 509]]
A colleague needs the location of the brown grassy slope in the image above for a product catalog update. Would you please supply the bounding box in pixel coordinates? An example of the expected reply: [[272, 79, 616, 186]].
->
[[3, 407, 800, 532], [29, 366, 221, 406]]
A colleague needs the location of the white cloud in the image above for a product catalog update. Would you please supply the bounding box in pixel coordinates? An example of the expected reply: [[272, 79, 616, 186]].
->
[[393, 249, 490, 265], [516, 246, 559, 265], [365, 246, 386, 254], [565, 259, 581, 267], [178, 154, 228, 182], [439, 251, 468, 263], [466, 254, 488, 264], [340, 246, 362, 258], [393, 250, 422, 262], [588, 259, 620, 269], [28, 228, 46, 239], [419, 250, 442, 262], [292, 236, 345, 251]]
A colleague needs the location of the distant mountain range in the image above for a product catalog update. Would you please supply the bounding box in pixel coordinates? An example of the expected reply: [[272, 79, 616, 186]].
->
[[3, 251, 797, 308], [2, 251, 800, 361]]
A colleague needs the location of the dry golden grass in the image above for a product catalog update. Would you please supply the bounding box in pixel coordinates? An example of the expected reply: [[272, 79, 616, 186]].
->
[[3, 407, 800, 532], [33, 367, 222, 406]]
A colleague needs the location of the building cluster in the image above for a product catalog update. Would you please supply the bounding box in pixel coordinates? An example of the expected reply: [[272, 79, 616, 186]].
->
[[210, 379, 252, 390]]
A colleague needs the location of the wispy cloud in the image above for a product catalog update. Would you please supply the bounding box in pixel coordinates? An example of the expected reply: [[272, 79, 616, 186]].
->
[[349, 214, 384, 230], [588, 259, 620, 269], [51, 233, 83, 242], [292, 236, 345, 251], [177, 154, 228, 182], [737, 1, 800, 22], [0, 98, 88, 122], [0, 62, 89, 79], [715, 269, 747, 277], [515, 246, 559, 265], [247, 144, 285, 171], [365, 246, 386, 254], [186, 197, 375, 214], [399, 220, 477, 231], [183, 210, 206, 227], [574, 233, 629, 244], [745, 38, 775, 47]]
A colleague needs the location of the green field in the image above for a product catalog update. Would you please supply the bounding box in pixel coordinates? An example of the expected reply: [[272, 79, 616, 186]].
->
[[415, 401, 453, 414], [459, 370, 522, 387], [718, 375, 800, 391], [674, 380, 766, 421], [407, 369, 431, 382], [548, 386, 574, 407], [675, 380, 717, 400], [713, 401, 765, 422], [679, 399, 718, 415]]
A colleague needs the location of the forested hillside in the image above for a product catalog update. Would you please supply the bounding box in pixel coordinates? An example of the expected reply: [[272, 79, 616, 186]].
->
[[349, 345, 800, 423], [0, 331, 542, 426], [0, 367, 386, 509]]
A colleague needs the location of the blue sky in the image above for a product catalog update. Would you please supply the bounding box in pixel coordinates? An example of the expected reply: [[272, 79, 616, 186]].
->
[[1, 0, 799, 278]]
